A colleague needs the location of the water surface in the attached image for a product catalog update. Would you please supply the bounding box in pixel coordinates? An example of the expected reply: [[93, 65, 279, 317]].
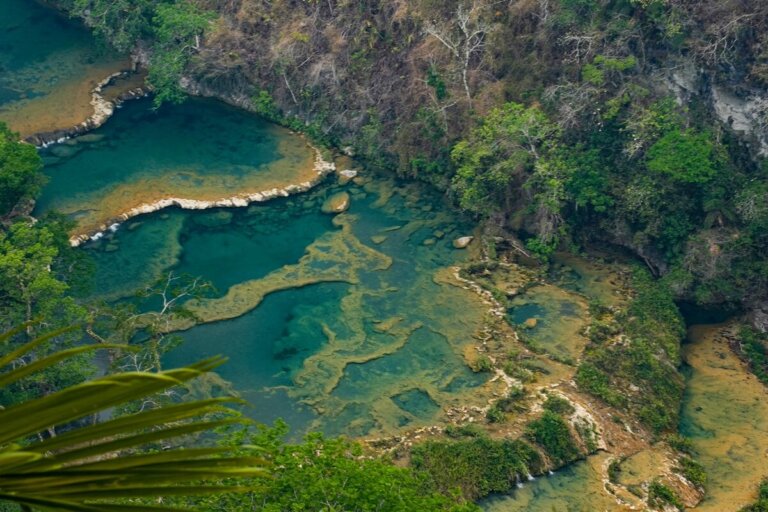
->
[[680, 323, 768, 511]]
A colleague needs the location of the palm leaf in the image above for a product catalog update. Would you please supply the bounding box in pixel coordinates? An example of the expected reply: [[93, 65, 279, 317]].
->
[[0, 326, 267, 511]]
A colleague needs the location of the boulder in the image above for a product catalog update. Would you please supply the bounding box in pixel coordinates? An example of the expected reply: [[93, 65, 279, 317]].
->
[[452, 236, 474, 249], [193, 210, 234, 227], [338, 169, 358, 185], [321, 192, 351, 214], [371, 235, 388, 245]]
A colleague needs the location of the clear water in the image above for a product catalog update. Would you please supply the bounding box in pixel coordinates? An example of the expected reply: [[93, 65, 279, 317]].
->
[[0, 0, 125, 137], [19, 0, 766, 503]]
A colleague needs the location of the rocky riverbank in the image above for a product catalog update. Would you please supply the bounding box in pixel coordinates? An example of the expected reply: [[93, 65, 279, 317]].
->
[[25, 70, 149, 147]]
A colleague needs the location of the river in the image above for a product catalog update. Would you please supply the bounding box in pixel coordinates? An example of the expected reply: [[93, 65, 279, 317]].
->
[[5, 0, 768, 508]]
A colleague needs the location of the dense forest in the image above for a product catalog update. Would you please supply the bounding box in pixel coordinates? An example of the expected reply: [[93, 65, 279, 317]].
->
[[2, 0, 768, 510]]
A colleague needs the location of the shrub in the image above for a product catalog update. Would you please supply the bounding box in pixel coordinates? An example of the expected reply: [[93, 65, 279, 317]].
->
[[525, 411, 581, 464], [411, 438, 542, 500], [648, 480, 684, 511], [543, 395, 575, 415]]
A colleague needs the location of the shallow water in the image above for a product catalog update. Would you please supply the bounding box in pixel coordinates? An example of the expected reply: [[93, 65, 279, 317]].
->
[[481, 453, 624, 512], [35, 97, 318, 237], [19, 0, 766, 501], [0, 0, 126, 137], [679, 324, 768, 511], [78, 156, 493, 436]]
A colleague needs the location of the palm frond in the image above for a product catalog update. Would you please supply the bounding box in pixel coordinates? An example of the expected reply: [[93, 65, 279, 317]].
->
[[0, 327, 266, 511]]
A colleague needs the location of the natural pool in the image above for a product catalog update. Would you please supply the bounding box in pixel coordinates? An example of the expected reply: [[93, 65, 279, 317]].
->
[[32, 95, 500, 437], [481, 454, 622, 512], [0, 0, 126, 138], [35, 97, 321, 240], [29, 96, 768, 509], [679, 324, 768, 511]]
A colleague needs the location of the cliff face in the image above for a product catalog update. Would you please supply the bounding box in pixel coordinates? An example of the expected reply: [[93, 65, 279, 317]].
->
[[184, 0, 768, 169]]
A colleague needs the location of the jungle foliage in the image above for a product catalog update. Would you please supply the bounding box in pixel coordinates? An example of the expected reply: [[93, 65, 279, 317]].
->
[[54, 0, 768, 316], [576, 268, 686, 433], [179, 421, 480, 512]]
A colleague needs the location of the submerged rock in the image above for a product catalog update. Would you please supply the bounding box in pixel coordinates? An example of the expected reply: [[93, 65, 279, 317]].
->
[[453, 236, 474, 249], [77, 133, 106, 143], [49, 144, 80, 159], [371, 235, 387, 245], [193, 210, 234, 227], [321, 192, 350, 214], [523, 318, 538, 329]]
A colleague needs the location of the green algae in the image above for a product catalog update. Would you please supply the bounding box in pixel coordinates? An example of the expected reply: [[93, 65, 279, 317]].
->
[[83, 171, 496, 437], [174, 214, 393, 329]]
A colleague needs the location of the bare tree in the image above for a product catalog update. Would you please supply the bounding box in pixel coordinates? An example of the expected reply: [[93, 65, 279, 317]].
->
[[424, 1, 492, 106]]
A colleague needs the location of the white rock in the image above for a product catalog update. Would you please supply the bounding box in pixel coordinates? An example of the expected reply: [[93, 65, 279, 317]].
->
[[452, 236, 474, 249]]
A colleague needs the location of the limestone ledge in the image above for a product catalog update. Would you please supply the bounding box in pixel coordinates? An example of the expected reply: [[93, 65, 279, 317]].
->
[[69, 148, 336, 246], [26, 70, 149, 147]]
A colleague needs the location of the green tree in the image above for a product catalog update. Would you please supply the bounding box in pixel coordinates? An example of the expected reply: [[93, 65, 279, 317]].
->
[[0, 124, 44, 218], [646, 129, 721, 184], [148, 2, 214, 106], [70, 0, 154, 52], [0, 223, 84, 330], [451, 103, 560, 216]]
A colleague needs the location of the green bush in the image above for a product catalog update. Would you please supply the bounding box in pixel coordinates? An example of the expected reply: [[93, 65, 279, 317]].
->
[[486, 404, 506, 423], [445, 423, 487, 439], [525, 411, 581, 464], [542, 395, 575, 415], [411, 437, 543, 500], [576, 269, 685, 434], [648, 480, 684, 511], [678, 456, 707, 488], [646, 129, 720, 184]]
